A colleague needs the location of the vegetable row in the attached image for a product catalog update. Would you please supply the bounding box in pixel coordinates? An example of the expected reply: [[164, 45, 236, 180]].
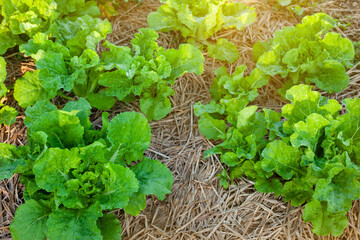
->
[[193, 12, 358, 238]]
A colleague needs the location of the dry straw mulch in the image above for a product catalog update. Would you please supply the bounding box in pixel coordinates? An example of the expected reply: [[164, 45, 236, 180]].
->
[[1, 0, 360, 239]]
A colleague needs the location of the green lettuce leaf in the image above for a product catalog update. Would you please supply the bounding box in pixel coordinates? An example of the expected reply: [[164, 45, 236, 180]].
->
[[0, 143, 25, 180], [207, 38, 239, 63], [309, 60, 349, 93], [236, 106, 267, 139], [98, 214, 122, 240], [303, 200, 348, 236], [139, 85, 174, 121], [123, 192, 146, 216], [336, 98, 360, 150], [33, 148, 81, 192], [107, 112, 151, 163], [261, 140, 303, 180], [0, 57, 6, 82], [14, 70, 53, 108], [86, 90, 115, 111], [290, 113, 330, 151], [282, 84, 341, 133], [97, 163, 139, 210], [98, 70, 133, 101], [10, 200, 51, 240], [27, 110, 84, 148], [254, 178, 282, 196], [63, 97, 92, 129], [20, 33, 71, 62], [36, 52, 77, 95], [164, 44, 205, 79], [49, 15, 111, 55], [101, 41, 133, 71], [313, 167, 360, 213], [0, 31, 20, 55], [131, 28, 159, 60], [46, 202, 103, 240], [221, 2, 257, 30], [55, 0, 100, 17], [24, 100, 57, 128], [0, 106, 18, 125], [131, 158, 174, 200], [198, 113, 227, 140], [281, 178, 314, 207]]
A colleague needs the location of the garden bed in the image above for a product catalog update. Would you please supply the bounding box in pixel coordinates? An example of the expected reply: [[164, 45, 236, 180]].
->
[[1, 0, 359, 239]]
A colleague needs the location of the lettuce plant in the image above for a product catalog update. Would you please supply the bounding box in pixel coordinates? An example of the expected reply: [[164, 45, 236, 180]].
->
[[16, 27, 204, 120], [0, 57, 18, 125], [0, 0, 101, 125], [254, 13, 355, 94], [0, 98, 174, 240], [147, 0, 257, 63], [0, 0, 100, 55], [195, 84, 360, 236]]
